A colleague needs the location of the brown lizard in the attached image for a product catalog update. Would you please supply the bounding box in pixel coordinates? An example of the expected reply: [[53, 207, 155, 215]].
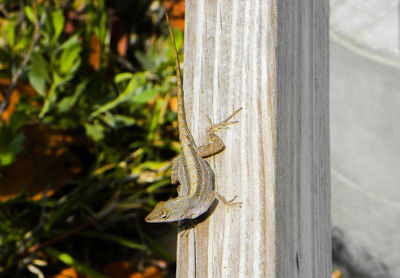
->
[[145, 0, 241, 223]]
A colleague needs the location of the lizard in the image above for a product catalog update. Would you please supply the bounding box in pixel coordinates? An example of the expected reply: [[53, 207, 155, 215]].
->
[[145, 0, 241, 224]]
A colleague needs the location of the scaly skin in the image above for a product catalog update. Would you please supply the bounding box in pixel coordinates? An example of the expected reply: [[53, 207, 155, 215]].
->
[[145, 1, 241, 223]]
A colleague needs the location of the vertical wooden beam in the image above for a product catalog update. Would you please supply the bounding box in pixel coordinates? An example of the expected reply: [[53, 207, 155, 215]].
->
[[177, 0, 330, 277]]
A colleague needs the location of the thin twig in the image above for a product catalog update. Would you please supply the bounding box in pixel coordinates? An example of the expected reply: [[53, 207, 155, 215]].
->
[[27, 222, 90, 254], [0, 4, 9, 18], [0, 0, 42, 118]]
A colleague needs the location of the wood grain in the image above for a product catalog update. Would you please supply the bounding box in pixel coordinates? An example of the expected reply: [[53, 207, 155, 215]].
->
[[177, 0, 331, 277]]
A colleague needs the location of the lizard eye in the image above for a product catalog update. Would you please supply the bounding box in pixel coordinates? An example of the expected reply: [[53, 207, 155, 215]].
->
[[161, 210, 170, 219]]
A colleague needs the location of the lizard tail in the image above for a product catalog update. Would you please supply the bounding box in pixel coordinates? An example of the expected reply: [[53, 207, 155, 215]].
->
[[162, 0, 192, 141]]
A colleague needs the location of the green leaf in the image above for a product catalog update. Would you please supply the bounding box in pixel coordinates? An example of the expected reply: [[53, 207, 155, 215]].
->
[[84, 123, 105, 141], [60, 44, 82, 74], [59, 118, 79, 129], [146, 179, 170, 193], [135, 51, 156, 72], [31, 53, 50, 79], [90, 73, 147, 119], [51, 9, 65, 43], [0, 152, 14, 166], [101, 113, 135, 128], [0, 133, 24, 167], [6, 19, 15, 47], [113, 114, 135, 126], [58, 80, 88, 112], [101, 113, 116, 128], [57, 34, 80, 51], [57, 96, 77, 112], [39, 80, 59, 118], [24, 6, 35, 24], [114, 72, 134, 83], [45, 248, 108, 278], [28, 53, 49, 97], [132, 89, 157, 104], [94, 12, 107, 44], [28, 70, 46, 97], [9, 111, 29, 134], [147, 99, 164, 140], [172, 28, 184, 53]]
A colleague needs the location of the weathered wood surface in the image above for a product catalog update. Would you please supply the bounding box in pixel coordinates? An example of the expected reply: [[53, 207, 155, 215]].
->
[[177, 0, 331, 277]]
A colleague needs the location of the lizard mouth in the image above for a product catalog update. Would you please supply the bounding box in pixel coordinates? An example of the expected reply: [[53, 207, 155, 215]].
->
[[145, 213, 154, 222]]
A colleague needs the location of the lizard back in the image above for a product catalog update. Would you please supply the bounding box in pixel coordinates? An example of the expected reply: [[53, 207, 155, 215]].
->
[[163, 1, 216, 216]]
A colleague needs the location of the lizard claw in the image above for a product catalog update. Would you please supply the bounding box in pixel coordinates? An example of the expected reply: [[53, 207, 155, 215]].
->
[[216, 193, 242, 208], [180, 229, 190, 238], [206, 114, 213, 126]]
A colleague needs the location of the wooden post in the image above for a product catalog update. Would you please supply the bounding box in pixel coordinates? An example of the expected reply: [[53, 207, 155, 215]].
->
[[177, 0, 330, 277]]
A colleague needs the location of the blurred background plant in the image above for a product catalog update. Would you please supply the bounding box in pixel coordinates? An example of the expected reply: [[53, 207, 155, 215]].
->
[[0, 0, 185, 277]]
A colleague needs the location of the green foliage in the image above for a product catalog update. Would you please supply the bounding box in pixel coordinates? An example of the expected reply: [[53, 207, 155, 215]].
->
[[0, 0, 183, 276], [0, 112, 28, 168], [45, 248, 109, 278]]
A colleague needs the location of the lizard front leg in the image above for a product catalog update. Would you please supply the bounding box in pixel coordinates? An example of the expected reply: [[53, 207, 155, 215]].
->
[[171, 156, 188, 196], [171, 108, 242, 202], [199, 108, 243, 208], [171, 108, 242, 181]]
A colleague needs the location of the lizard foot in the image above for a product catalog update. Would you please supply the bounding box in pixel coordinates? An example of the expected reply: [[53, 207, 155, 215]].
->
[[216, 193, 242, 208], [206, 107, 243, 133]]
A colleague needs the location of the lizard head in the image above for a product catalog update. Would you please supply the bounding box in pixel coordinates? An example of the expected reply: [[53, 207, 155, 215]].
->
[[145, 200, 183, 223]]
